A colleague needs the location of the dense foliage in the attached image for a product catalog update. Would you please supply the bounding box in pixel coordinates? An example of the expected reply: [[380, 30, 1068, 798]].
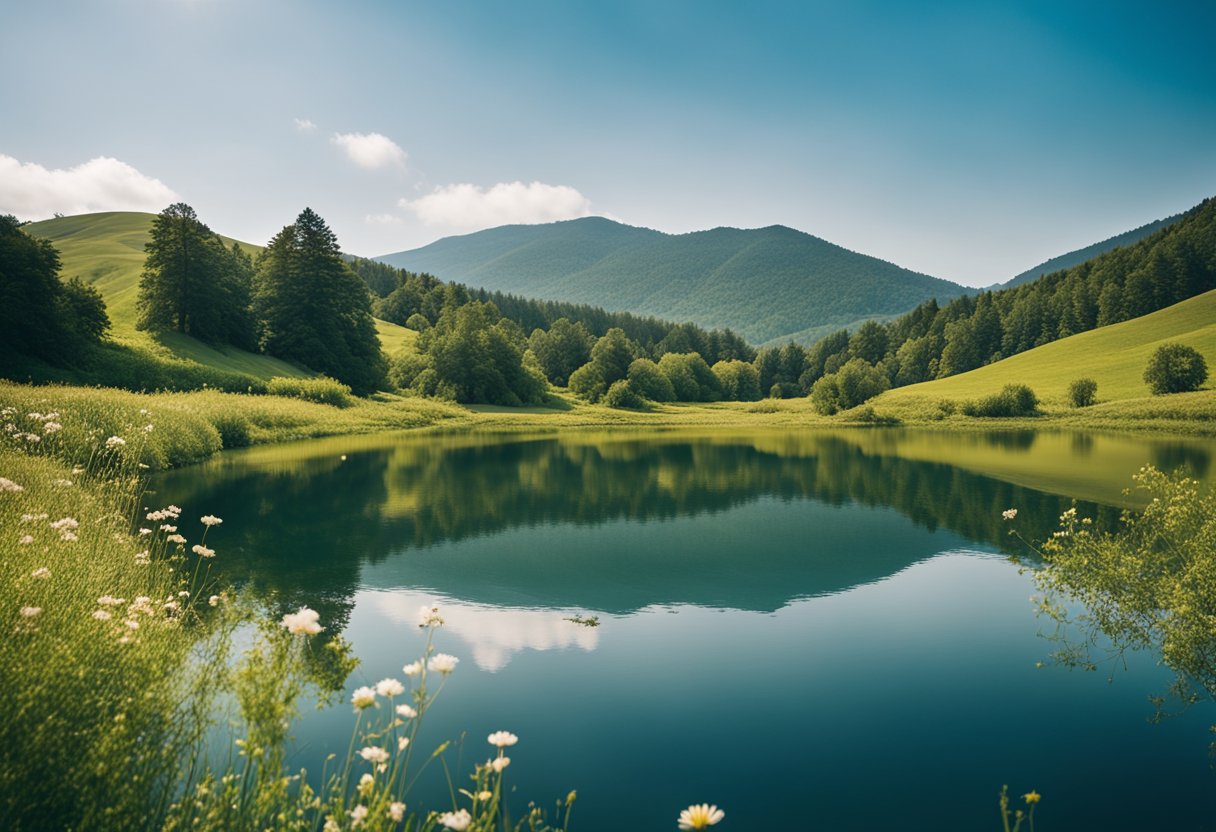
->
[[0, 215, 109, 372], [406, 301, 547, 405], [360, 255, 754, 369], [136, 203, 256, 349], [1143, 343, 1208, 395], [1067, 378, 1098, 408], [254, 209, 387, 395], [961, 384, 1039, 417]]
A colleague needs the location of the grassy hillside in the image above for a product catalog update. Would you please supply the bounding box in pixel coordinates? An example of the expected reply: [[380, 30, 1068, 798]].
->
[[877, 289, 1216, 408], [22, 212, 414, 380], [1000, 211, 1183, 288], [378, 217, 970, 345]]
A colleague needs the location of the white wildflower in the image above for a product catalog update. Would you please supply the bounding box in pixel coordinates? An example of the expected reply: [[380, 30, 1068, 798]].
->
[[52, 479, 73, 487], [395, 704, 417, 719], [375, 678, 405, 697], [208, 595, 221, 607], [105, 436, 126, 449], [92, 610, 112, 621], [359, 746, 389, 765], [30, 567, 50, 579], [678, 804, 725, 830], [18, 535, 33, 545], [402, 659, 423, 677], [357, 773, 375, 797], [349, 804, 368, 827], [166, 505, 181, 517], [398, 736, 410, 751], [389, 802, 405, 822], [98, 595, 126, 606], [160, 524, 177, 532], [489, 756, 510, 773], [20, 606, 41, 618], [1002, 508, 1018, 520], [351, 686, 377, 711], [200, 515, 223, 526], [59, 531, 78, 542], [0, 477, 25, 493], [143, 424, 154, 433], [280, 607, 323, 636], [165, 534, 186, 544], [125, 619, 140, 630], [418, 604, 444, 627], [487, 731, 518, 748], [191, 544, 215, 558], [438, 809, 471, 831], [23, 433, 41, 443], [427, 653, 459, 675], [43, 422, 61, 434], [50, 517, 79, 531], [139, 528, 152, 535], [21, 513, 47, 522]]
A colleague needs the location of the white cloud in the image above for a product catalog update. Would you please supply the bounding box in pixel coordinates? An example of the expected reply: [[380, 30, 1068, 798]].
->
[[293, 117, 317, 133], [331, 131, 407, 170], [400, 181, 592, 229], [364, 212, 402, 225], [0, 154, 179, 220]]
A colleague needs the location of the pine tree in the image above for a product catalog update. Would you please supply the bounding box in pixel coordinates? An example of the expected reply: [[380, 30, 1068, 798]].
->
[[253, 208, 386, 395], [136, 203, 231, 341]]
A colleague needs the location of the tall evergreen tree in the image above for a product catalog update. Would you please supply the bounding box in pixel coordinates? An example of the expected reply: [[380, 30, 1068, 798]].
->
[[136, 203, 234, 342], [254, 208, 386, 395]]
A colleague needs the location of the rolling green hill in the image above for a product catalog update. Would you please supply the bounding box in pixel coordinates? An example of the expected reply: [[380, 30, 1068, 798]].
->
[[877, 288, 1216, 407], [998, 211, 1184, 289], [377, 217, 971, 345], [22, 212, 414, 379]]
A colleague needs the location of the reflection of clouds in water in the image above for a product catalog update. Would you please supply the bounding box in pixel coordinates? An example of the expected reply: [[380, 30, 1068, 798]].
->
[[369, 592, 599, 672]]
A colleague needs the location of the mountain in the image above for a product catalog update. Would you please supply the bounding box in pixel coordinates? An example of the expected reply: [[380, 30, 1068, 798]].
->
[[377, 217, 971, 345], [20, 212, 414, 380], [998, 212, 1185, 289]]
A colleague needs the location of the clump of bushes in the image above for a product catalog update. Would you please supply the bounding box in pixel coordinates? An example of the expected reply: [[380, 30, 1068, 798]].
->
[[602, 379, 646, 409], [266, 375, 353, 407], [810, 358, 889, 415], [1144, 343, 1208, 395], [961, 384, 1039, 417], [1068, 378, 1098, 408]]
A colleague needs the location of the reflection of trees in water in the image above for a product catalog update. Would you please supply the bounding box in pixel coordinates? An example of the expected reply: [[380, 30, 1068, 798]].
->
[[153, 433, 1208, 617]]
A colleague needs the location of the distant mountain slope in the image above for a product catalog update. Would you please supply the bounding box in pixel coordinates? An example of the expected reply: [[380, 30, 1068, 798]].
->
[[999, 212, 1184, 288], [378, 217, 970, 345], [22, 212, 413, 377], [878, 289, 1216, 404]]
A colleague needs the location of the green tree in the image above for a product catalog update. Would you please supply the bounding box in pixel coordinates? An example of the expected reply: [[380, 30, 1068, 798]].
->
[[569, 328, 639, 402], [136, 203, 237, 343], [254, 208, 387, 394], [0, 215, 110, 368], [1143, 343, 1208, 395], [414, 301, 546, 405], [712, 360, 761, 401], [1068, 378, 1098, 408], [848, 320, 888, 365], [602, 379, 646, 409], [529, 318, 594, 385], [810, 358, 889, 414], [658, 352, 721, 401], [627, 358, 676, 402]]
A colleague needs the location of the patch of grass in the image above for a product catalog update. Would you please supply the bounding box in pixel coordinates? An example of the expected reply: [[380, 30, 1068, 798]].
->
[[266, 376, 353, 408], [880, 289, 1216, 407]]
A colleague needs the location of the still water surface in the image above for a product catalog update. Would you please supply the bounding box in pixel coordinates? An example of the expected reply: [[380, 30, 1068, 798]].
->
[[153, 429, 1216, 831]]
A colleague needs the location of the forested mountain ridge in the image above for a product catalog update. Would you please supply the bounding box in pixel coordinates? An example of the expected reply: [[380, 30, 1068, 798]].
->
[[999, 210, 1186, 289], [377, 217, 971, 345]]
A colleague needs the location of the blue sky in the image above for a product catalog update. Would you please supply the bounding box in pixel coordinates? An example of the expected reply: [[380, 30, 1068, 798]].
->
[[2, 0, 1214, 285]]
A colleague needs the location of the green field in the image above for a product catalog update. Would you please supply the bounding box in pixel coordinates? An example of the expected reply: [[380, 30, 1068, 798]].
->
[[22, 212, 415, 379], [877, 289, 1216, 410]]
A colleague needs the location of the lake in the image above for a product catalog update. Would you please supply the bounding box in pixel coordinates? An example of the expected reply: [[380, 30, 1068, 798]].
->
[[151, 428, 1216, 831]]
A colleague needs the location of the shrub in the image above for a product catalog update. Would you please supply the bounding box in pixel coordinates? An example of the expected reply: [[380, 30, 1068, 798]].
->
[[658, 352, 720, 402], [810, 358, 889, 415], [602, 379, 646, 409], [567, 362, 607, 402], [405, 312, 430, 331], [1068, 377, 1098, 408], [628, 359, 676, 402], [1144, 343, 1208, 395], [266, 376, 353, 407], [962, 384, 1039, 417], [388, 352, 431, 390]]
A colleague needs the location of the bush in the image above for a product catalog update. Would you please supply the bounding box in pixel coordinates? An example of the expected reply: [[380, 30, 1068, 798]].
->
[[962, 384, 1039, 417], [658, 352, 720, 402], [1144, 343, 1208, 395], [602, 379, 646, 409], [405, 312, 430, 331], [1068, 377, 1098, 408], [388, 352, 430, 390], [266, 376, 353, 407], [628, 359, 676, 402], [810, 358, 889, 415]]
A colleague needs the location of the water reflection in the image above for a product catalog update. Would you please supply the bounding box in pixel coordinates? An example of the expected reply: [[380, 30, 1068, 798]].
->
[[149, 429, 1213, 626]]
